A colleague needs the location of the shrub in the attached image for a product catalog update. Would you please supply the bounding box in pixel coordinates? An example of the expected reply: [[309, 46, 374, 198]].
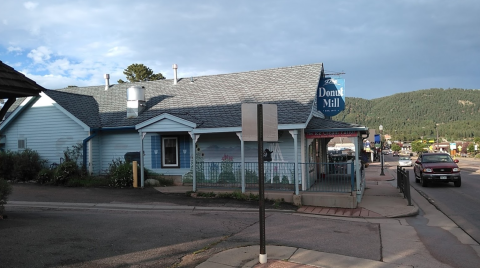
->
[[0, 179, 12, 215], [37, 168, 54, 184], [63, 143, 83, 163], [107, 158, 134, 188], [0, 151, 14, 180], [53, 161, 80, 185], [1, 149, 46, 182]]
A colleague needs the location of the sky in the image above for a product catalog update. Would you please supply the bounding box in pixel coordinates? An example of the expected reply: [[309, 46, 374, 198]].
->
[[1, 0, 479, 99]]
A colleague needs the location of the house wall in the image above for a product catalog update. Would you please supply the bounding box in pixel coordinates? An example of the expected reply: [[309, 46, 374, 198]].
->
[[96, 130, 140, 173], [1, 97, 87, 166], [197, 130, 301, 163]]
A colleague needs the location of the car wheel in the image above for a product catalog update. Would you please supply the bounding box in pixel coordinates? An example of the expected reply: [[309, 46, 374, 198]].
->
[[414, 172, 420, 183], [421, 176, 428, 187], [454, 179, 461, 187]]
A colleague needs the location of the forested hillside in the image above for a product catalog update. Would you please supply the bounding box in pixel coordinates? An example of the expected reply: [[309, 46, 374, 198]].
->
[[332, 88, 480, 141]]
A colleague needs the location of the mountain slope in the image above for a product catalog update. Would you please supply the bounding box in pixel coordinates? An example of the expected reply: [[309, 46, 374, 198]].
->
[[332, 88, 480, 141]]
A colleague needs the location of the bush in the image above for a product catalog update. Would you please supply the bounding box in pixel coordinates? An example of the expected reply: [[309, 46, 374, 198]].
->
[[53, 161, 80, 185], [0, 179, 12, 215], [37, 168, 54, 184], [107, 158, 134, 188], [0, 151, 14, 180], [0, 149, 46, 182]]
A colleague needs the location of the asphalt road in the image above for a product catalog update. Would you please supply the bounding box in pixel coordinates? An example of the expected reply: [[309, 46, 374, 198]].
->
[[1, 184, 382, 268], [385, 155, 480, 244]]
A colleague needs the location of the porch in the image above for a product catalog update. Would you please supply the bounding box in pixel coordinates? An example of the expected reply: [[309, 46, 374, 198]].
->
[[184, 161, 365, 208]]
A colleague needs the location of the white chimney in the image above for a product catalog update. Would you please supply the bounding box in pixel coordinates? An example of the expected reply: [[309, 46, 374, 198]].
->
[[104, 74, 110, 90], [172, 64, 178, 85]]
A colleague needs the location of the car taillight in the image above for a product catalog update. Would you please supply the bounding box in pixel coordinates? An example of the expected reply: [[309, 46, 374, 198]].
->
[[424, 168, 433, 173]]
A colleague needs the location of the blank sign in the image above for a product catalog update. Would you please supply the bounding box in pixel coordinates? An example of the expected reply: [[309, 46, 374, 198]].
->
[[241, 103, 278, 142]]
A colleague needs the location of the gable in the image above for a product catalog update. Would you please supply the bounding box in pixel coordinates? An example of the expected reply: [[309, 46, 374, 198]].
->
[[136, 113, 196, 132]]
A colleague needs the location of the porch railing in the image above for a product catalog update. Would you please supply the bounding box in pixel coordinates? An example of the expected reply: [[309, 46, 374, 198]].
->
[[194, 161, 357, 193], [299, 162, 355, 193], [195, 162, 298, 191]]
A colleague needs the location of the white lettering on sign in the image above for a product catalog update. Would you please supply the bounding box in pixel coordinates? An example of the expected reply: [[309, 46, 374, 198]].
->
[[318, 87, 344, 97]]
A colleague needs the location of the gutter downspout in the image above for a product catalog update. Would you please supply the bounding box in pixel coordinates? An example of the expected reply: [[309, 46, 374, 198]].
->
[[83, 131, 97, 172]]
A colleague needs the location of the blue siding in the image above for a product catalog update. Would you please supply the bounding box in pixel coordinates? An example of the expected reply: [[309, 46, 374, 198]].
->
[[1, 96, 87, 166], [98, 131, 139, 172], [151, 135, 161, 168], [179, 135, 190, 168]]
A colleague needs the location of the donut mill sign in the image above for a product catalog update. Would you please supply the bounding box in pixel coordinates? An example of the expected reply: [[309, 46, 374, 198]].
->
[[317, 77, 345, 116]]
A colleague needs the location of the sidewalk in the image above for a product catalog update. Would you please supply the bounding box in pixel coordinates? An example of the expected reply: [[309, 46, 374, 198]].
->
[[297, 162, 417, 218], [197, 162, 419, 268]]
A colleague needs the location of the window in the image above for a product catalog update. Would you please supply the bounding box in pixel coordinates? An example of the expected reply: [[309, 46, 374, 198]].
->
[[162, 137, 178, 168], [18, 138, 26, 150]]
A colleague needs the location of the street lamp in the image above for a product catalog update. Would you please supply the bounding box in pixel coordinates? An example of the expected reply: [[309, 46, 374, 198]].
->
[[379, 125, 385, 176]]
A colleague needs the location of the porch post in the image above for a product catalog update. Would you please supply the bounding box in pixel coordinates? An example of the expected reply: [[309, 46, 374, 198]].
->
[[236, 132, 245, 193], [289, 130, 299, 195], [354, 136, 361, 196], [301, 129, 306, 191], [189, 132, 199, 192], [140, 131, 145, 188]]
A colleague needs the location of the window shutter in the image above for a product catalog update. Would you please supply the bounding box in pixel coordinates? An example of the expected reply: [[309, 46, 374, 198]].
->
[[179, 135, 190, 168], [151, 135, 161, 169]]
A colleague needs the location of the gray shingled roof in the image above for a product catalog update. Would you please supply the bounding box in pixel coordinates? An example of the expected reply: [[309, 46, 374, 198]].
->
[[49, 63, 325, 129]]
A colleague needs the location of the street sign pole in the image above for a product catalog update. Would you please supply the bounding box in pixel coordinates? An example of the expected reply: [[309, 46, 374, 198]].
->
[[257, 104, 267, 264]]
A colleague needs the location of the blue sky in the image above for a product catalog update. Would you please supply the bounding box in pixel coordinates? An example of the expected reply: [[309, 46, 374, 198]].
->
[[1, 0, 479, 99]]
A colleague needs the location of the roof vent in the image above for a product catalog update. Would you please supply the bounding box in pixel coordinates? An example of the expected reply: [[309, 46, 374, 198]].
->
[[127, 86, 146, 118], [104, 74, 110, 90], [173, 64, 178, 85]]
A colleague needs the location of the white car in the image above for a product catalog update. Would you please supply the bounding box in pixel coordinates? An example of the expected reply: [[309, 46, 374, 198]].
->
[[398, 157, 412, 167]]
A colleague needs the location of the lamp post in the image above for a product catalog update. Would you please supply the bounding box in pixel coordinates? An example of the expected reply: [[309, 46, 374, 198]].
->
[[379, 125, 385, 176]]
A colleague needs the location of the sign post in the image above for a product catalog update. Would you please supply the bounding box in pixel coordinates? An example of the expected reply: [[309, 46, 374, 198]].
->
[[257, 104, 267, 264], [241, 103, 277, 264]]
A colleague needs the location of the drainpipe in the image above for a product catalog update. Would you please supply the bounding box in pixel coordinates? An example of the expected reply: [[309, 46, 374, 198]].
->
[[83, 131, 97, 172]]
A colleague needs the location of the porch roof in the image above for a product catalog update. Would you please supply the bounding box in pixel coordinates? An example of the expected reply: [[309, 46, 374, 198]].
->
[[306, 116, 369, 133]]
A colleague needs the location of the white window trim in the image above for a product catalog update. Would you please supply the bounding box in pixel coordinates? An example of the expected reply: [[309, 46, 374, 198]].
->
[[162, 136, 179, 168]]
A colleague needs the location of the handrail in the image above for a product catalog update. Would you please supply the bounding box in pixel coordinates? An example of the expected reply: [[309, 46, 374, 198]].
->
[[397, 166, 412, 206]]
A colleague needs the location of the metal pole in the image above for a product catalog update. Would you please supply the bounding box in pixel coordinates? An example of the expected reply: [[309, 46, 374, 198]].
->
[[380, 140, 385, 176], [257, 104, 267, 264]]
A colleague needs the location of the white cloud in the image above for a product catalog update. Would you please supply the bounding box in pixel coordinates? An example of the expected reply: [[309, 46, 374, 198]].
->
[[7, 46, 23, 54], [23, 2, 39, 10], [105, 46, 133, 57], [27, 46, 52, 64]]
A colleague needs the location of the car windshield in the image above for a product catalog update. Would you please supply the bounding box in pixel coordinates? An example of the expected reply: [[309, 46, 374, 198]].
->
[[422, 155, 453, 163], [399, 157, 410, 161]]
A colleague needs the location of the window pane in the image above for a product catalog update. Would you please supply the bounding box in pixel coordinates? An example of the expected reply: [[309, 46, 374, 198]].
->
[[163, 137, 178, 166]]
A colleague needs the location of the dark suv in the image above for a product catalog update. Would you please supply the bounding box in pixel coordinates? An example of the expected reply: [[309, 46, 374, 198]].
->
[[414, 153, 461, 187]]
